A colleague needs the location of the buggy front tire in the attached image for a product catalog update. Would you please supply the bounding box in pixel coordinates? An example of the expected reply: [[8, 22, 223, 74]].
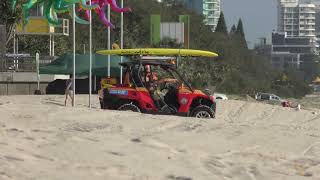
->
[[118, 103, 141, 112], [99, 98, 104, 109], [191, 105, 215, 119]]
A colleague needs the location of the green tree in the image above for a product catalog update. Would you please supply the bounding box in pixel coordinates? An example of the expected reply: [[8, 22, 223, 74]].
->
[[215, 12, 228, 34], [235, 18, 248, 49], [230, 24, 236, 35], [300, 54, 320, 82], [153, 37, 182, 48], [0, 0, 23, 46], [236, 18, 245, 37]]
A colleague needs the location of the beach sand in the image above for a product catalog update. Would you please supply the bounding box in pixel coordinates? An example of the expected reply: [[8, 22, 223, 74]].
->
[[0, 95, 320, 180]]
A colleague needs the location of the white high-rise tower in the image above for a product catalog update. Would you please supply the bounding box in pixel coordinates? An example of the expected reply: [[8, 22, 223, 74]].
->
[[181, 0, 221, 31], [203, 0, 221, 31], [278, 0, 316, 37]]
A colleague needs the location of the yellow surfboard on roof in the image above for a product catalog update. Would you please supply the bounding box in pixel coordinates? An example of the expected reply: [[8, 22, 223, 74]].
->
[[96, 48, 218, 57]]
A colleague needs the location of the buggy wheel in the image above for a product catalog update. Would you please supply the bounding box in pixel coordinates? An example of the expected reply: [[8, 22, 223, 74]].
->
[[118, 103, 141, 112], [99, 98, 104, 109], [191, 105, 215, 119]]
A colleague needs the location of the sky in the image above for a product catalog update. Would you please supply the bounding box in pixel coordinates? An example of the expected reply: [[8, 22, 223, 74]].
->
[[221, 0, 278, 48]]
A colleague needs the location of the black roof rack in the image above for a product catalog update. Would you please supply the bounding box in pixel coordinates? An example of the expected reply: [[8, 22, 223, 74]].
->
[[119, 60, 175, 67]]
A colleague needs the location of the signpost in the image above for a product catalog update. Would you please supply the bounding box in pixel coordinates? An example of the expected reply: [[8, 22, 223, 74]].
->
[[72, 4, 76, 107], [107, 4, 111, 77], [120, 0, 124, 84], [35, 53, 41, 94], [89, 0, 93, 108]]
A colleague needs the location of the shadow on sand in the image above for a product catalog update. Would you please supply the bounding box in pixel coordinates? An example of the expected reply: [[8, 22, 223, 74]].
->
[[44, 101, 65, 107]]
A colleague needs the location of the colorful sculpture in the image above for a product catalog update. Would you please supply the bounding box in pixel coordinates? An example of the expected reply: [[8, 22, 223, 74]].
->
[[82, 0, 131, 29], [11, 0, 131, 28]]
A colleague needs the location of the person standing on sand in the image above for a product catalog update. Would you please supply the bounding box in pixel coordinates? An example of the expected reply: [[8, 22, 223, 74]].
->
[[64, 75, 74, 106]]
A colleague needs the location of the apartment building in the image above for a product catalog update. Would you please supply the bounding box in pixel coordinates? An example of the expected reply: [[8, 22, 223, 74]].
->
[[181, 0, 221, 31], [271, 32, 319, 69], [278, 0, 316, 37], [203, 0, 221, 31], [265, 0, 319, 70]]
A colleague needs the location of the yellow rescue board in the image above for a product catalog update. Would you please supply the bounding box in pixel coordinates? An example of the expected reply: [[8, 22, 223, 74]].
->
[[96, 48, 218, 57]]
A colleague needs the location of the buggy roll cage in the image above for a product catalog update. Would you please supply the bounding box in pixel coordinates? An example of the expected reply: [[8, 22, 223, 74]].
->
[[119, 56, 194, 92]]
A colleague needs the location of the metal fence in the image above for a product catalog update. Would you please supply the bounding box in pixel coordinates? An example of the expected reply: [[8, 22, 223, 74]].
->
[[0, 55, 54, 72], [0, 25, 6, 56]]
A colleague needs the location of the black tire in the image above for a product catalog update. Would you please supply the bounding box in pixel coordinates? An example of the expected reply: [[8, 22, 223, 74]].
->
[[118, 103, 141, 112], [191, 105, 215, 119], [99, 98, 104, 109]]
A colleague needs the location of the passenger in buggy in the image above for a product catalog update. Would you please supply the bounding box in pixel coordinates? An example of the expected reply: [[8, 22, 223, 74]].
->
[[143, 65, 179, 112]]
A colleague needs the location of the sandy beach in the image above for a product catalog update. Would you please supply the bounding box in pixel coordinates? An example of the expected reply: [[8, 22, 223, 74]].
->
[[0, 95, 320, 180]]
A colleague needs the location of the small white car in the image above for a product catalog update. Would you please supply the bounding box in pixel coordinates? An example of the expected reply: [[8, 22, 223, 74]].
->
[[255, 93, 283, 102], [214, 93, 228, 100]]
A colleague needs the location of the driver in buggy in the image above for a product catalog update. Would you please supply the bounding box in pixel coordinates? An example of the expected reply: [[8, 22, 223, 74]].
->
[[143, 65, 179, 111]]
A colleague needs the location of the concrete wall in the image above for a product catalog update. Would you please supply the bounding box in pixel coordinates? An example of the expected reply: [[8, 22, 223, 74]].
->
[[0, 82, 49, 95], [0, 72, 68, 95], [0, 72, 59, 82]]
